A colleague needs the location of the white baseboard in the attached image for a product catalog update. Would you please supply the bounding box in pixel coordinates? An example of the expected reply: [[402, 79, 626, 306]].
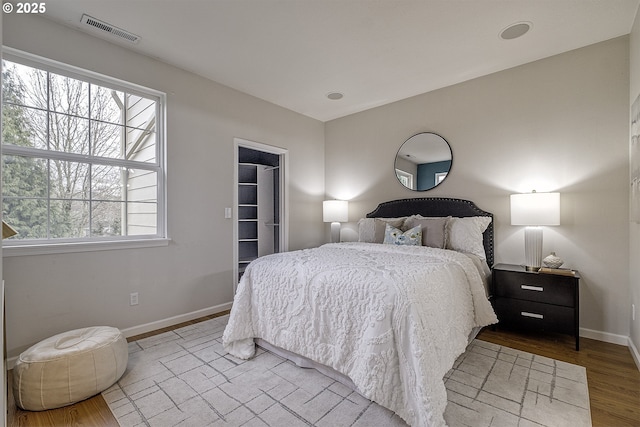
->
[[6, 302, 233, 370], [628, 337, 640, 371], [119, 302, 232, 339], [579, 327, 629, 346]]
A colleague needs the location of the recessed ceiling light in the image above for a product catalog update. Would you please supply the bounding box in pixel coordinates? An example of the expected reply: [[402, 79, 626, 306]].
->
[[500, 22, 532, 40], [327, 92, 344, 100]]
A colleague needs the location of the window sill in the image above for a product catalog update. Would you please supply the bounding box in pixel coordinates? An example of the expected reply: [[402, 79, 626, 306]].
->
[[2, 238, 171, 257]]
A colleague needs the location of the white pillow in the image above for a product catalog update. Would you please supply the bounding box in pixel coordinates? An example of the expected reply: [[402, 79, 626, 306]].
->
[[403, 216, 448, 248], [358, 217, 406, 243], [446, 216, 491, 260]]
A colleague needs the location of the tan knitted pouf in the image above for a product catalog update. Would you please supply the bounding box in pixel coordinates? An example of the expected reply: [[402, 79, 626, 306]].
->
[[12, 326, 128, 411]]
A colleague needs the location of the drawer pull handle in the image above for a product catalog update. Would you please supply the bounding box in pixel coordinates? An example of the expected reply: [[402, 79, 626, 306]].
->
[[521, 311, 544, 319], [521, 285, 544, 292]]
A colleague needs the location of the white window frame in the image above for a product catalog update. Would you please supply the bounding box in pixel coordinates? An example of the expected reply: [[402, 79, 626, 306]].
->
[[1, 48, 168, 256], [395, 169, 414, 190]]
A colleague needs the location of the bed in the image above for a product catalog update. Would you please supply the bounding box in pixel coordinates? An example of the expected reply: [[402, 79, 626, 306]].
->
[[223, 197, 498, 426]]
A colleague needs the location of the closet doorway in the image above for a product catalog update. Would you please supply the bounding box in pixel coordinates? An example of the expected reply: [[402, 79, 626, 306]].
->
[[233, 139, 288, 291]]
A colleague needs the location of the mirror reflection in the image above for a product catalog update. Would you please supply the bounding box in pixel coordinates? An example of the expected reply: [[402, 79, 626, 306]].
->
[[395, 132, 452, 191]]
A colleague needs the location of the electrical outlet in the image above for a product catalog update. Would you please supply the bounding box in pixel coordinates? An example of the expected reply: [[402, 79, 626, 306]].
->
[[130, 292, 139, 306]]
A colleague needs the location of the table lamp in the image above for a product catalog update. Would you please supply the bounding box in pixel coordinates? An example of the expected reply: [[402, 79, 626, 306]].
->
[[323, 200, 348, 243], [510, 191, 560, 271]]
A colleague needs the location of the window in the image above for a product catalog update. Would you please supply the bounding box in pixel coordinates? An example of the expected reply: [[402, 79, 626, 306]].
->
[[435, 172, 447, 184], [1, 50, 166, 251], [395, 169, 414, 190]]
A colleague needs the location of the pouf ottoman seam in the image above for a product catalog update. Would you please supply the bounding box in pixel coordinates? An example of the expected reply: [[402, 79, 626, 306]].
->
[[13, 361, 30, 410], [91, 352, 98, 397], [109, 346, 118, 384], [62, 358, 70, 409]]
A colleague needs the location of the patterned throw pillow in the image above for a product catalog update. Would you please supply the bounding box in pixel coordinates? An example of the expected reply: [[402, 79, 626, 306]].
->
[[383, 224, 422, 246]]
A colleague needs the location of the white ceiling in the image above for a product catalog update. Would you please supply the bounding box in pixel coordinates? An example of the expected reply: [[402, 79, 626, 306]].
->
[[41, 0, 639, 122]]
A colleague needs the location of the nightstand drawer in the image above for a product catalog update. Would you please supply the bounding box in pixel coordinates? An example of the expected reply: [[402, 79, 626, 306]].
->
[[494, 299, 574, 335], [493, 270, 576, 307]]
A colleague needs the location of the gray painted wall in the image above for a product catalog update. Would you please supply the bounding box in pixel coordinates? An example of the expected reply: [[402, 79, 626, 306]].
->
[[2, 14, 326, 358], [326, 37, 630, 341]]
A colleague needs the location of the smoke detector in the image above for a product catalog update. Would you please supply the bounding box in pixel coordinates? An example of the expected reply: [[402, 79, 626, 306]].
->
[[80, 14, 140, 44]]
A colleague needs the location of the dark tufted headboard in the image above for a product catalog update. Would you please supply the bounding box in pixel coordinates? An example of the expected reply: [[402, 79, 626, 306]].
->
[[366, 197, 494, 266]]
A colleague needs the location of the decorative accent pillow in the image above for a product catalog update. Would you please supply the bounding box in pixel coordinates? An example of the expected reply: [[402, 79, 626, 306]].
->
[[383, 224, 422, 246], [446, 216, 491, 260], [402, 216, 448, 248], [358, 217, 406, 243]]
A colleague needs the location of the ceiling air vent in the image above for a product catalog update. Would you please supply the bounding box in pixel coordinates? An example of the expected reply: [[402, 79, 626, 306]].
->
[[80, 14, 140, 44]]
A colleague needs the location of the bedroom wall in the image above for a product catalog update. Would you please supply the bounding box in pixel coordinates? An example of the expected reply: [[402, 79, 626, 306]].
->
[[325, 36, 631, 341], [1, 14, 325, 358], [629, 8, 640, 364]]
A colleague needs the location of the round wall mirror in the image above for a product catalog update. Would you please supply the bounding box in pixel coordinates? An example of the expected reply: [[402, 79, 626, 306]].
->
[[394, 132, 452, 191]]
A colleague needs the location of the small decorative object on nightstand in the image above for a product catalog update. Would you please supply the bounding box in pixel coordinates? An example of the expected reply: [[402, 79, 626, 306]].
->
[[542, 252, 564, 268], [492, 263, 580, 350]]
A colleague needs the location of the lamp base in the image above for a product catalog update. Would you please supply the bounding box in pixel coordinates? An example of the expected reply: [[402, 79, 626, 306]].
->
[[524, 226, 543, 272], [330, 222, 341, 243]]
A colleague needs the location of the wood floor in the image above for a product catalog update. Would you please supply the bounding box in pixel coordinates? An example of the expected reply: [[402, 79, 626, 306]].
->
[[8, 315, 640, 427], [478, 328, 640, 427]]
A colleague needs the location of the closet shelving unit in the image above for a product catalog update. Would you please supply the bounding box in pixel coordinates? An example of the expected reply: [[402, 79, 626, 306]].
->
[[238, 163, 260, 279], [236, 143, 283, 284]]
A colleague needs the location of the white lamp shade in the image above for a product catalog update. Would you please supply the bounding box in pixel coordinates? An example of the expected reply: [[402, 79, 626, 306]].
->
[[323, 200, 348, 223], [510, 192, 560, 226]]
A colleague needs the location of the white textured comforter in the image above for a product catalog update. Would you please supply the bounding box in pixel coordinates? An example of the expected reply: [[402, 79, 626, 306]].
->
[[223, 243, 498, 426]]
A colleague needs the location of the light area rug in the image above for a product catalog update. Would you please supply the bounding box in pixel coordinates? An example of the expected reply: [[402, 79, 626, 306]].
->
[[103, 315, 591, 427]]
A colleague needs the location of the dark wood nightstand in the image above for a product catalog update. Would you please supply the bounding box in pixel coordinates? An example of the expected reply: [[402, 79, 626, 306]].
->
[[492, 263, 580, 350]]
